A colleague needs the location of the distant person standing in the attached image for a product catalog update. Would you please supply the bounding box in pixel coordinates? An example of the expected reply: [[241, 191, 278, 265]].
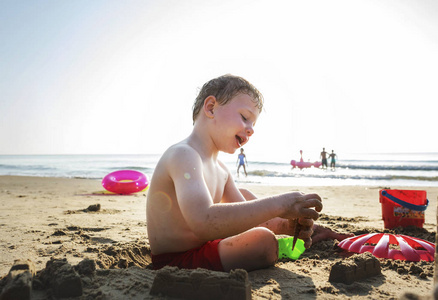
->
[[236, 148, 248, 177], [329, 150, 337, 171], [320, 148, 328, 169]]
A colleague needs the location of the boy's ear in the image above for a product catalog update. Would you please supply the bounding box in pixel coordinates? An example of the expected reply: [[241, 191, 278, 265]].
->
[[203, 96, 216, 119]]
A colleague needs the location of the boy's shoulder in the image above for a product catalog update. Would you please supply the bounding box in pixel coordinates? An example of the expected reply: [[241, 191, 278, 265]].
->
[[163, 141, 229, 170], [161, 141, 202, 166]]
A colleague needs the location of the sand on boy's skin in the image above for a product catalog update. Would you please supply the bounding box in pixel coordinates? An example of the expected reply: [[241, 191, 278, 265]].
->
[[0, 175, 437, 299]]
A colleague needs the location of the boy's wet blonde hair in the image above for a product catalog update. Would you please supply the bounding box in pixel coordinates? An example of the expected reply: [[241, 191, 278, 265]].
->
[[192, 74, 264, 123]]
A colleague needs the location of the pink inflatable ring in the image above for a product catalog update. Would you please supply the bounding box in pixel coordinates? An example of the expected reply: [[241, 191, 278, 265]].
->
[[102, 170, 148, 195]]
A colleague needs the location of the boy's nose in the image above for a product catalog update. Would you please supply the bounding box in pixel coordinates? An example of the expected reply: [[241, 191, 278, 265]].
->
[[246, 125, 254, 136]]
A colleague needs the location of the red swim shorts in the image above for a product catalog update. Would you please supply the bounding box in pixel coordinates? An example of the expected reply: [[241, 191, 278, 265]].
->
[[151, 239, 224, 271]]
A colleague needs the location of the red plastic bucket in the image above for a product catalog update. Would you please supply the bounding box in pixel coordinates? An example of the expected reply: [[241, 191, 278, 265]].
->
[[379, 189, 428, 229]]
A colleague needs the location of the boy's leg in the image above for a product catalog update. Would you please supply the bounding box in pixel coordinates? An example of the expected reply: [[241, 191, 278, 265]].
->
[[218, 227, 278, 272]]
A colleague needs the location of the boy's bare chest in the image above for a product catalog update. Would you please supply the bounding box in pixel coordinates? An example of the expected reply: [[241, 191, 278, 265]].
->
[[203, 164, 228, 203]]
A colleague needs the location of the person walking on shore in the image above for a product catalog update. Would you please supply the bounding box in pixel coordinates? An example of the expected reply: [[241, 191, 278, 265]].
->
[[236, 148, 248, 177]]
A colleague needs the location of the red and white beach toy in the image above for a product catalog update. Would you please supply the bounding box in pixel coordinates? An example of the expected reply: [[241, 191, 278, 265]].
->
[[338, 233, 435, 262]]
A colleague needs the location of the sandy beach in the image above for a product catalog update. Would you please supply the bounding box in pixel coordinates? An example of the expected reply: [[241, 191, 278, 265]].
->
[[0, 175, 437, 299]]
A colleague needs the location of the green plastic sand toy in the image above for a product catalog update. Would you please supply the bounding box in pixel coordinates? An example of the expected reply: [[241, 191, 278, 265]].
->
[[278, 237, 305, 260]]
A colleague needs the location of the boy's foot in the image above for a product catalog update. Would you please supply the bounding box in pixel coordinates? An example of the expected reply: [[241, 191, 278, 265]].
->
[[311, 224, 354, 244]]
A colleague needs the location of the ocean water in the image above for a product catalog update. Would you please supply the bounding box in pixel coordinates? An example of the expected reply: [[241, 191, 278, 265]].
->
[[0, 153, 437, 187]]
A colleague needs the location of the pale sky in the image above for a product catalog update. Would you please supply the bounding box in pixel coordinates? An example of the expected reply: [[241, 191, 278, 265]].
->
[[1, 0, 437, 160]]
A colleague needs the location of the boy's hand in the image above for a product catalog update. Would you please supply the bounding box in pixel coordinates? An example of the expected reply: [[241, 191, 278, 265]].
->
[[288, 217, 315, 249], [281, 192, 322, 220], [283, 192, 322, 248]]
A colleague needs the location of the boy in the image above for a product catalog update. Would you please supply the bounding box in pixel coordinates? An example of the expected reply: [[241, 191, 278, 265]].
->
[[147, 74, 348, 272]]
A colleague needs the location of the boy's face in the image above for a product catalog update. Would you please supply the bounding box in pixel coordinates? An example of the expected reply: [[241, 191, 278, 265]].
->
[[212, 93, 260, 154]]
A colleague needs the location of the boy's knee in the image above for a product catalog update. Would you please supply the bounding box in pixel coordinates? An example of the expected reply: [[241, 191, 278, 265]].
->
[[254, 228, 278, 265], [239, 188, 257, 201]]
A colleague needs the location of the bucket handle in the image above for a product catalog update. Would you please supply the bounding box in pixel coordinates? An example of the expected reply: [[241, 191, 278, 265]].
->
[[381, 190, 429, 212]]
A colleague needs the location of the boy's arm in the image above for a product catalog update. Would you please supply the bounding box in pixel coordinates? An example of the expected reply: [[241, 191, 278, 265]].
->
[[239, 188, 352, 243], [238, 188, 299, 235], [169, 147, 321, 242], [219, 165, 310, 236]]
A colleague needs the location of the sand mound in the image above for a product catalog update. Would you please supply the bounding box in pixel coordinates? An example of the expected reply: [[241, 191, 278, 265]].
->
[[96, 243, 153, 269]]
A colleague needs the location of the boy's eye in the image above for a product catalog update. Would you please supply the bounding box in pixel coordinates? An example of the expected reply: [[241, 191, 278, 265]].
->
[[241, 114, 247, 121]]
